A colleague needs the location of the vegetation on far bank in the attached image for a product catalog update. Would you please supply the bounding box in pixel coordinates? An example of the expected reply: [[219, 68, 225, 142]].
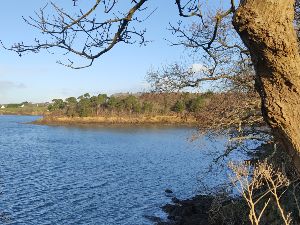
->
[[0, 90, 263, 128], [0, 102, 47, 116], [45, 91, 213, 119]]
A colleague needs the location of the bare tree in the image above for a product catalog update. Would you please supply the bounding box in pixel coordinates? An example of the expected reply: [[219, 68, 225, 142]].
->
[[229, 160, 292, 225], [2, 0, 300, 172], [1, 0, 150, 69]]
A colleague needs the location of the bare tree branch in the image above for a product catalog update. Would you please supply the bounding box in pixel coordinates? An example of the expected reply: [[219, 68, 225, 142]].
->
[[2, 0, 150, 69]]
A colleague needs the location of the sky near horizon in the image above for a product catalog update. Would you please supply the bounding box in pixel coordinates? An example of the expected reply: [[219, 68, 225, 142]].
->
[[0, 0, 225, 104]]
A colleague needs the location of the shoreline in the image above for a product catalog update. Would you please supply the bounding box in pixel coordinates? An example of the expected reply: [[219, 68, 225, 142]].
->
[[32, 115, 198, 127], [156, 194, 244, 225], [0, 112, 44, 116]]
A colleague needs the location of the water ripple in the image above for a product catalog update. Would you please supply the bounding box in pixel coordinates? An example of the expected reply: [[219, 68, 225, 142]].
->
[[0, 115, 230, 225]]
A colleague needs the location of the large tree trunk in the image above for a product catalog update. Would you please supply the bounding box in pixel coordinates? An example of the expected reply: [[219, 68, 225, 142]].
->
[[233, 0, 300, 173]]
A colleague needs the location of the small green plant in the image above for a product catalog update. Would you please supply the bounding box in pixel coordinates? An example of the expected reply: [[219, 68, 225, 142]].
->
[[173, 100, 185, 113]]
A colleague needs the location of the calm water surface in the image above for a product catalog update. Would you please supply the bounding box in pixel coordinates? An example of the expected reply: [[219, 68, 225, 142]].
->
[[0, 115, 233, 225]]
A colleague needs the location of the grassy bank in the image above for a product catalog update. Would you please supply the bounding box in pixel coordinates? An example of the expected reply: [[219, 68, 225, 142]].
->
[[0, 107, 47, 116], [33, 115, 197, 126]]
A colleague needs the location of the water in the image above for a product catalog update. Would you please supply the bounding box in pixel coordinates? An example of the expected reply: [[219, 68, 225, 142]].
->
[[0, 115, 232, 225]]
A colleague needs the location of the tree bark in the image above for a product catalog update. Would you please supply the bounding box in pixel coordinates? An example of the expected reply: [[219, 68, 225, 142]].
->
[[233, 0, 300, 173]]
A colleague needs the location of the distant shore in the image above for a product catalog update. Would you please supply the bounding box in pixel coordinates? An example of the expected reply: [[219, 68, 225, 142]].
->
[[32, 115, 198, 127], [0, 111, 44, 116], [0, 108, 46, 116]]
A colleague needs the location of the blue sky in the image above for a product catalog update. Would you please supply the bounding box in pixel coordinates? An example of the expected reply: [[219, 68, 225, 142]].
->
[[0, 0, 225, 103]]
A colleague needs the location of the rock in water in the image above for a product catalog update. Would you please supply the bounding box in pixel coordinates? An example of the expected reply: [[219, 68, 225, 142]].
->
[[165, 189, 173, 194]]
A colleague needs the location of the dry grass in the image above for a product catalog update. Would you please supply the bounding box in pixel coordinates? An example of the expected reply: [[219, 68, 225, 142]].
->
[[229, 160, 292, 225], [35, 115, 198, 126], [0, 107, 47, 116]]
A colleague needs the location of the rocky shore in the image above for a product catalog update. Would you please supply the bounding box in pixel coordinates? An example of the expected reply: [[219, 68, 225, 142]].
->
[[155, 193, 247, 225], [157, 195, 215, 225]]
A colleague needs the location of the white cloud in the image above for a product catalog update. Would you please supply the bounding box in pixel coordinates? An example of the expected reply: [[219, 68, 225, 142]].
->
[[0, 81, 27, 104], [190, 63, 207, 73], [0, 81, 26, 91]]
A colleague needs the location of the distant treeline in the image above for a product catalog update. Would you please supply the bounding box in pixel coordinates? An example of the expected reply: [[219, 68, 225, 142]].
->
[[48, 92, 214, 117], [3, 102, 32, 108]]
